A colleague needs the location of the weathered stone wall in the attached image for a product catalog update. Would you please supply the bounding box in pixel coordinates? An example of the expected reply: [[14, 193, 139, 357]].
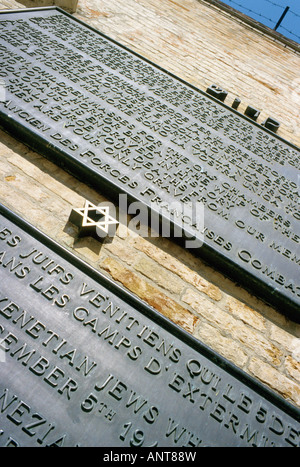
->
[[0, 0, 299, 409], [3, 0, 78, 13]]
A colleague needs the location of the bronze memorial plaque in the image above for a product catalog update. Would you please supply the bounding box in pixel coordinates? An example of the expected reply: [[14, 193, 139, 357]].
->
[[0, 204, 299, 447], [0, 8, 299, 322]]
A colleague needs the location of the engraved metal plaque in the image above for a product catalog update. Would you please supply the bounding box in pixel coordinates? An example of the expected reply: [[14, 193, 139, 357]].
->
[[0, 8, 299, 322], [0, 204, 299, 447]]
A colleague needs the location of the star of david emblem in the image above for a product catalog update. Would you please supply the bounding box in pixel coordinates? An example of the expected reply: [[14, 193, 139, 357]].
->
[[69, 201, 119, 240]]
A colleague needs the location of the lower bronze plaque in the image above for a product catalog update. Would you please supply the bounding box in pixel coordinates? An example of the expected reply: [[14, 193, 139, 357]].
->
[[0, 8, 299, 322], [0, 204, 299, 447]]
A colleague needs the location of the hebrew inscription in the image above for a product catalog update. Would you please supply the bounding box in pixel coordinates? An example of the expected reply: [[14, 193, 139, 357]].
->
[[0, 205, 299, 447], [0, 8, 299, 321]]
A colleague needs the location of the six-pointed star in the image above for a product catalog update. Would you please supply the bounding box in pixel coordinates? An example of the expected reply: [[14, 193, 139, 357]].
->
[[69, 201, 119, 239]]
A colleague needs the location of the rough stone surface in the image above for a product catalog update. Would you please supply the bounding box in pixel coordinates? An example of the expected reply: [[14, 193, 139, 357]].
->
[[132, 236, 223, 301], [6, 0, 78, 12], [284, 356, 300, 383], [224, 296, 267, 332], [194, 321, 249, 367], [182, 288, 284, 366], [0, 0, 20, 7], [100, 256, 199, 334], [248, 358, 300, 407]]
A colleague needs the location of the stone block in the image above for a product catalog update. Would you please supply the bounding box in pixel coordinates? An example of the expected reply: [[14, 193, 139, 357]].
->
[[100, 256, 198, 334], [19, 0, 78, 13], [248, 358, 300, 407]]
